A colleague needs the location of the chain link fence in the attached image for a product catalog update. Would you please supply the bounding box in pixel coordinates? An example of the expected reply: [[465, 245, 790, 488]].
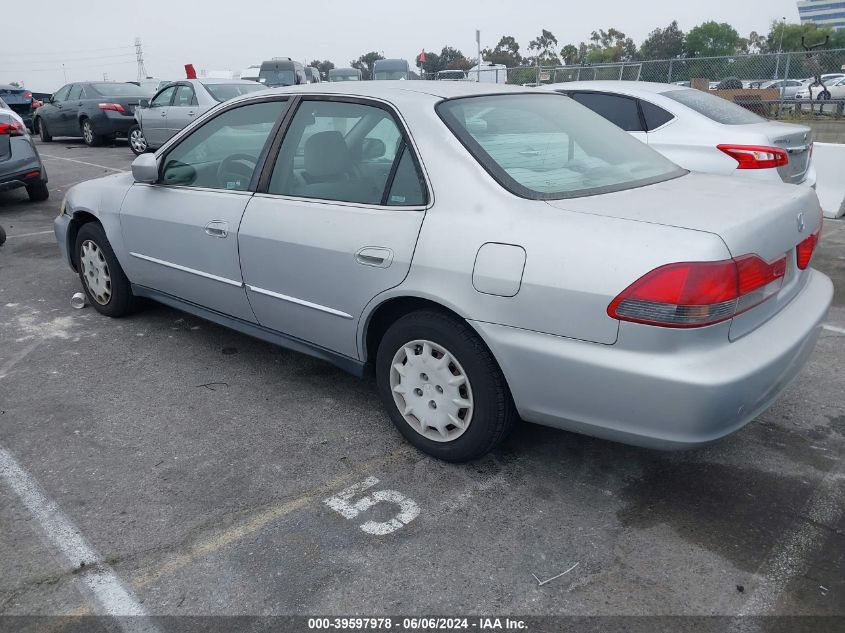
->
[[441, 49, 845, 120]]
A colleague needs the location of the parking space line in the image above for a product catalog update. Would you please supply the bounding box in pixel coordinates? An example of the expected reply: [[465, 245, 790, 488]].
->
[[131, 445, 414, 589], [39, 154, 127, 173], [735, 462, 845, 619], [0, 446, 158, 628], [0, 341, 41, 381], [4, 230, 55, 239], [822, 324, 845, 335]]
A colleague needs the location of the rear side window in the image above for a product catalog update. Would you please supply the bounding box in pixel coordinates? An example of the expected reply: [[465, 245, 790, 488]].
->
[[438, 93, 684, 200], [569, 92, 643, 132], [661, 88, 764, 125], [640, 100, 674, 131], [268, 99, 426, 206]]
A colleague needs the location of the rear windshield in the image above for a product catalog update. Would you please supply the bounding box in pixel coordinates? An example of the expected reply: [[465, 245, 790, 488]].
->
[[204, 83, 264, 102], [438, 93, 684, 200], [374, 71, 409, 80], [88, 83, 148, 97], [661, 88, 764, 125], [331, 74, 360, 81], [259, 70, 295, 86]]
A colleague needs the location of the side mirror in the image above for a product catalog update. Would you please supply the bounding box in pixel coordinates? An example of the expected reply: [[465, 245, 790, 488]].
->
[[139, 98, 150, 109], [131, 153, 158, 184], [361, 138, 386, 160]]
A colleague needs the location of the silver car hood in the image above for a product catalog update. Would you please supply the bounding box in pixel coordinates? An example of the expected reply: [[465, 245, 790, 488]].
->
[[545, 172, 822, 264]]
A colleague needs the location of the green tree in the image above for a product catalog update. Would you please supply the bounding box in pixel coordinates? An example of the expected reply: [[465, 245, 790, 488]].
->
[[583, 28, 637, 63], [638, 21, 685, 60], [765, 21, 845, 51], [685, 21, 742, 57], [350, 51, 384, 80], [528, 29, 560, 65], [741, 31, 768, 54], [481, 35, 522, 67], [560, 44, 580, 65], [309, 60, 335, 79]]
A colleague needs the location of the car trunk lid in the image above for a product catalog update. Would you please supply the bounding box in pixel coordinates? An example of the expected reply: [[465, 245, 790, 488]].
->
[[746, 121, 813, 185], [0, 87, 32, 118], [546, 172, 823, 338]]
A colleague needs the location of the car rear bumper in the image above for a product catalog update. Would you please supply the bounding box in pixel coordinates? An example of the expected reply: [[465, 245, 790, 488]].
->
[[472, 269, 833, 450], [90, 111, 136, 137], [0, 138, 46, 191]]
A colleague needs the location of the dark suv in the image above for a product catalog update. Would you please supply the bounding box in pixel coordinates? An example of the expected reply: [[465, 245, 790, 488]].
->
[[0, 85, 35, 132], [34, 82, 148, 146], [258, 58, 307, 87]]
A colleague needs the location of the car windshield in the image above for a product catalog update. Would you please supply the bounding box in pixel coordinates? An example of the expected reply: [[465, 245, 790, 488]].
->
[[375, 71, 408, 80], [259, 70, 295, 86], [204, 83, 264, 102], [661, 88, 764, 125], [438, 93, 684, 200], [88, 83, 148, 97], [331, 74, 359, 81]]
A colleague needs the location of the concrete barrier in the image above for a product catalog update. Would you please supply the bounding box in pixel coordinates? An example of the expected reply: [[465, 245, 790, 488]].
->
[[813, 142, 845, 219]]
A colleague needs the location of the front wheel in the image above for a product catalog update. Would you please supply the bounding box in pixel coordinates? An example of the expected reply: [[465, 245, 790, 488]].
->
[[74, 223, 138, 317], [376, 310, 518, 462], [817, 90, 831, 101], [81, 119, 102, 147], [128, 124, 148, 155]]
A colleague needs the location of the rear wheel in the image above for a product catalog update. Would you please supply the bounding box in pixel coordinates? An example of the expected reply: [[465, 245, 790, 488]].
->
[[81, 119, 102, 147], [37, 118, 52, 142], [128, 124, 148, 155], [74, 222, 138, 317], [376, 310, 518, 462], [817, 90, 831, 101], [26, 181, 49, 202]]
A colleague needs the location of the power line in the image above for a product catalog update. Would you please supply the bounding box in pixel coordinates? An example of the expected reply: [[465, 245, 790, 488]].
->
[[10, 54, 137, 66], [0, 61, 137, 73], [0, 45, 134, 59]]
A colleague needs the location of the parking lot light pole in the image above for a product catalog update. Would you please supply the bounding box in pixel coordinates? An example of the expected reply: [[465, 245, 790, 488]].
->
[[774, 17, 787, 79]]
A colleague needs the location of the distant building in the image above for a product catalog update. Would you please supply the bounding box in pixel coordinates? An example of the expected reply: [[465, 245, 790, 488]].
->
[[797, 0, 845, 32]]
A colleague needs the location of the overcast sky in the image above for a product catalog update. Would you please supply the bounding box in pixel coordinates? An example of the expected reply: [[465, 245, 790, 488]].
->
[[2, 0, 801, 91]]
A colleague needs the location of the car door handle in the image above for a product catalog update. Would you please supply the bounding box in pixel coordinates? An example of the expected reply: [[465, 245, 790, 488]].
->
[[355, 247, 393, 268], [187, 111, 196, 116], [204, 221, 229, 238], [160, 112, 167, 117]]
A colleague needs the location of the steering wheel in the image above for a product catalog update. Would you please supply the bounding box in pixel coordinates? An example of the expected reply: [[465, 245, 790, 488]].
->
[[217, 153, 258, 190]]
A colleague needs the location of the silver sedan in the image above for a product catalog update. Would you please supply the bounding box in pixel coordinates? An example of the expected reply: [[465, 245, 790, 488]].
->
[[129, 78, 263, 155], [55, 82, 832, 462]]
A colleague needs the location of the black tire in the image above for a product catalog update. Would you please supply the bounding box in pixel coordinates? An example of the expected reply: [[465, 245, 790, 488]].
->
[[817, 90, 831, 101], [376, 310, 518, 462], [128, 124, 148, 155], [26, 181, 49, 202], [74, 222, 138, 317], [37, 118, 52, 142], [80, 118, 102, 147], [0, 225, 6, 247]]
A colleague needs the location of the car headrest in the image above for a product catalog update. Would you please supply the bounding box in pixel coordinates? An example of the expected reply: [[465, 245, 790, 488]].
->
[[304, 131, 351, 179]]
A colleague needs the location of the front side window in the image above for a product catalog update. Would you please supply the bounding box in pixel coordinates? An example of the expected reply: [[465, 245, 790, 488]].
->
[[661, 88, 764, 125], [268, 99, 425, 206], [67, 85, 83, 101], [151, 86, 176, 108], [161, 100, 287, 191], [569, 92, 643, 132], [438, 94, 684, 200], [52, 85, 71, 102]]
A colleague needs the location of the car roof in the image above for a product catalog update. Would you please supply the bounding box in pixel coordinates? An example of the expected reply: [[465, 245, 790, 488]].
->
[[253, 80, 539, 100], [543, 80, 682, 95]]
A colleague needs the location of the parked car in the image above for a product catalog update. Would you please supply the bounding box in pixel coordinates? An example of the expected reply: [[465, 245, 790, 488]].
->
[[328, 68, 362, 82], [305, 67, 322, 83], [373, 59, 413, 80], [547, 81, 816, 188], [467, 61, 508, 84], [258, 58, 306, 87], [436, 70, 467, 81], [54, 82, 831, 462], [759, 79, 805, 100], [128, 79, 264, 155], [0, 84, 35, 132], [0, 102, 48, 201], [795, 76, 845, 101], [34, 82, 149, 146]]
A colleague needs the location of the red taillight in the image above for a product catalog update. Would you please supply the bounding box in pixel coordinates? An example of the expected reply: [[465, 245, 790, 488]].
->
[[0, 120, 26, 136], [608, 254, 787, 328], [717, 144, 789, 169], [97, 102, 125, 113], [797, 223, 822, 270], [23, 90, 32, 100]]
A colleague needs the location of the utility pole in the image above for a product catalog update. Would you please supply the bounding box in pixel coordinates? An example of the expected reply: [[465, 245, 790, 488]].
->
[[135, 37, 148, 82], [774, 17, 787, 79], [476, 29, 481, 82]]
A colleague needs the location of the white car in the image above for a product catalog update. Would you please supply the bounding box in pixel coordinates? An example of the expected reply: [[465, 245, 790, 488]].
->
[[546, 81, 816, 188], [795, 76, 845, 101]]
